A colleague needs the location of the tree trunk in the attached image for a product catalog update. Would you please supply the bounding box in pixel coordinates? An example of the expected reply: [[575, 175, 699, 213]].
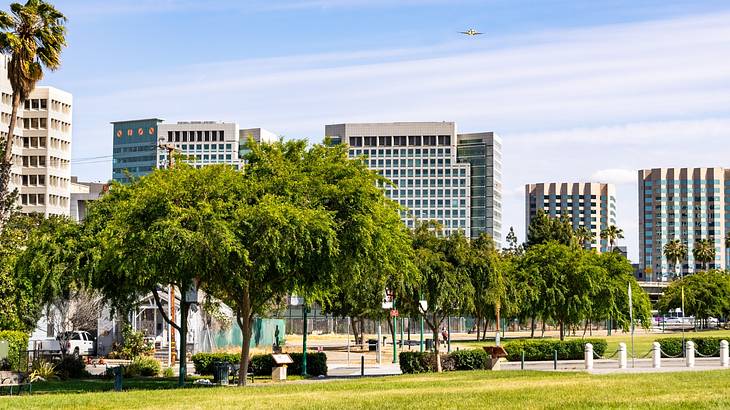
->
[[432, 326, 442, 372], [2, 92, 20, 164], [475, 315, 480, 341], [495, 303, 501, 336], [237, 287, 253, 386], [530, 317, 535, 338], [178, 297, 189, 386], [541, 321, 546, 338], [559, 321, 565, 341]]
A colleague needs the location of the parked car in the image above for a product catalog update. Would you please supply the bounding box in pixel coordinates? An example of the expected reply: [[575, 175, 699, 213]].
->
[[30, 331, 96, 357]]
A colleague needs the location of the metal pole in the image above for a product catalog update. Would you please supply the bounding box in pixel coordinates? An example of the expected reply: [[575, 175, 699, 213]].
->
[[392, 314, 397, 364], [521, 351, 525, 370], [400, 317, 404, 351], [347, 317, 351, 365], [302, 303, 308, 376], [553, 350, 557, 370], [361, 355, 365, 376], [419, 315, 424, 352], [447, 316, 451, 353], [376, 321, 382, 365]]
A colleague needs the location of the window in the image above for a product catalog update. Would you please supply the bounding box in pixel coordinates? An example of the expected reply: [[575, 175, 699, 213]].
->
[[349, 136, 362, 147], [408, 135, 422, 145], [438, 135, 451, 146], [40, 99, 47, 109]]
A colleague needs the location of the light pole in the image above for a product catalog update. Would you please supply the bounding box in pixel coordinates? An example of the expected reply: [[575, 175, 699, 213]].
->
[[302, 300, 308, 376], [392, 299, 398, 364]]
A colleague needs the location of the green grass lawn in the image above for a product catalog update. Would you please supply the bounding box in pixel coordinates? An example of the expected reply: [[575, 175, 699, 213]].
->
[[452, 329, 730, 358], [3, 370, 730, 409]]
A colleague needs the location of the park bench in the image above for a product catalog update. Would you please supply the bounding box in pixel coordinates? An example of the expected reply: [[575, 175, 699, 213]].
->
[[0, 371, 32, 396], [483, 346, 508, 370]]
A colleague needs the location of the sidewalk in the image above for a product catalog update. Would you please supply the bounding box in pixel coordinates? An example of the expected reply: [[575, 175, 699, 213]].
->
[[327, 363, 402, 377]]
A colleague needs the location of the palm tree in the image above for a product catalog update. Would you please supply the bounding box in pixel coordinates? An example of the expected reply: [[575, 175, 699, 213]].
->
[[600, 225, 624, 252], [0, 0, 67, 219], [663, 239, 687, 280], [692, 238, 716, 271], [573, 226, 593, 250]]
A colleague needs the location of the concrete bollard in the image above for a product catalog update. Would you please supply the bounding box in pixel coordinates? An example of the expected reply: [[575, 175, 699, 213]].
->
[[720, 340, 729, 368], [618, 342, 627, 369], [584, 343, 593, 370], [686, 341, 695, 368], [652, 342, 661, 369]]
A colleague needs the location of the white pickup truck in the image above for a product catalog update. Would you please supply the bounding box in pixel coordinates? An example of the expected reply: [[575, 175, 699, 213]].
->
[[30, 331, 96, 357]]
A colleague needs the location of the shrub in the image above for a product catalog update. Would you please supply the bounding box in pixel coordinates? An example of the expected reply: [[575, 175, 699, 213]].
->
[[502, 339, 607, 361], [399, 352, 432, 374], [55, 355, 89, 380], [450, 349, 489, 370], [191, 352, 327, 377], [108, 325, 154, 360], [30, 359, 59, 382], [163, 366, 175, 378], [191, 352, 239, 375], [0, 330, 29, 371], [657, 337, 725, 357], [125, 356, 161, 377]]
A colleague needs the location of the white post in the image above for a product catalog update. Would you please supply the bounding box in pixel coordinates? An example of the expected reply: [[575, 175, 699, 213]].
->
[[618, 342, 627, 369], [584, 343, 593, 370], [652, 342, 661, 369], [346, 317, 351, 365], [720, 340, 728, 368], [686, 341, 695, 368], [376, 321, 382, 365]]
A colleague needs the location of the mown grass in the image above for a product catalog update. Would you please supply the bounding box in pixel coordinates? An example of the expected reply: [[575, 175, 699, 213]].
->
[[452, 329, 730, 359], [2, 370, 730, 409]]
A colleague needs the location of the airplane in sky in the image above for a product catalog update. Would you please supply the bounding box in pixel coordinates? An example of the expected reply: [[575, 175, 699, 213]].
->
[[460, 28, 483, 36]]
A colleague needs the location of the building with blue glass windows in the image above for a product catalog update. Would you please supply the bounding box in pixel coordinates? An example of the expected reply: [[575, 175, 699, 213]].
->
[[638, 168, 727, 282], [525, 182, 617, 252], [325, 122, 502, 246], [112, 119, 163, 183]]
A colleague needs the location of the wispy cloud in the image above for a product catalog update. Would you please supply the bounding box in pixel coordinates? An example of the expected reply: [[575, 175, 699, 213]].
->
[[590, 169, 636, 185]]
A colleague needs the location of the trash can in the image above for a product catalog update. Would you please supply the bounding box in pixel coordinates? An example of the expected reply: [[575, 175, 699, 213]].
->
[[425, 338, 434, 351], [213, 362, 230, 385], [113, 366, 123, 392], [367, 339, 378, 352]]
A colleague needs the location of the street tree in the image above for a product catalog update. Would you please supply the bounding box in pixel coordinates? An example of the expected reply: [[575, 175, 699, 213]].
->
[[0, 0, 66, 227], [600, 225, 624, 251], [658, 270, 730, 327], [525, 210, 574, 248]]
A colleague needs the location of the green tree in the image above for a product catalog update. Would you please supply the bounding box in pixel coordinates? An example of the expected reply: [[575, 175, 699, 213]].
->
[[663, 239, 687, 279], [600, 225, 624, 251], [0, 213, 43, 331], [466, 234, 503, 341], [518, 241, 594, 340], [573, 226, 593, 250], [657, 270, 730, 326], [526, 210, 574, 248], [692, 238, 716, 271], [404, 222, 473, 371], [503, 226, 523, 256], [0, 0, 67, 226], [86, 164, 239, 386]]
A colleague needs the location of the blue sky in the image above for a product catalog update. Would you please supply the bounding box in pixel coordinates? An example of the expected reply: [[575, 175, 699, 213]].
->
[[38, 0, 730, 260]]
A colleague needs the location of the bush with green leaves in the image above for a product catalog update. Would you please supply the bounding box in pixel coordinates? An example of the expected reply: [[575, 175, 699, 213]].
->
[[502, 339, 607, 361], [0, 330, 29, 371], [124, 356, 161, 377], [399, 352, 433, 374], [109, 325, 154, 360], [30, 359, 59, 382], [191, 352, 327, 377], [657, 337, 725, 357], [163, 366, 175, 378], [55, 355, 89, 380], [450, 349, 489, 370]]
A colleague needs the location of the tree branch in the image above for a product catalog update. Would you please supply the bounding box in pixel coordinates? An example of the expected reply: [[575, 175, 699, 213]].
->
[[152, 287, 181, 332]]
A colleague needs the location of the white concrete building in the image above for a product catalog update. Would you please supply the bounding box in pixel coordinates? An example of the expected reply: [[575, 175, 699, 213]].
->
[[325, 122, 502, 244], [156, 122, 276, 169], [1, 55, 73, 216], [70, 177, 108, 222]]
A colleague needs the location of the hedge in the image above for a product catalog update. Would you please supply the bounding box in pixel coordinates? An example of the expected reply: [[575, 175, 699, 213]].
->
[[399, 349, 487, 374], [502, 339, 607, 361], [657, 337, 726, 357], [0, 330, 29, 371], [191, 352, 327, 377]]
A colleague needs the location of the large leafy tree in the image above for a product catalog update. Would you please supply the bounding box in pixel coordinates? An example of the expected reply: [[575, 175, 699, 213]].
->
[[0, 0, 66, 227], [692, 238, 716, 271], [663, 239, 687, 279], [403, 222, 473, 371], [0, 213, 43, 331], [525, 210, 574, 249], [465, 233, 504, 341], [600, 225, 624, 251], [657, 270, 730, 326], [86, 164, 239, 386]]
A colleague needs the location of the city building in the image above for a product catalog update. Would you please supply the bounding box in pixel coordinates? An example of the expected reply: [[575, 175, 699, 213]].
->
[[70, 177, 108, 221], [525, 182, 617, 252], [325, 122, 502, 245], [2, 56, 73, 216], [112, 119, 276, 180], [111, 119, 163, 183], [639, 167, 727, 281]]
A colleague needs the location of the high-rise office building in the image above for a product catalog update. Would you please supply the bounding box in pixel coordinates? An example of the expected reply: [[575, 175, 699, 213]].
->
[[2, 56, 73, 217], [112, 118, 162, 183], [325, 122, 502, 245], [525, 182, 617, 252], [112, 119, 276, 180], [639, 168, 727, 281]]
